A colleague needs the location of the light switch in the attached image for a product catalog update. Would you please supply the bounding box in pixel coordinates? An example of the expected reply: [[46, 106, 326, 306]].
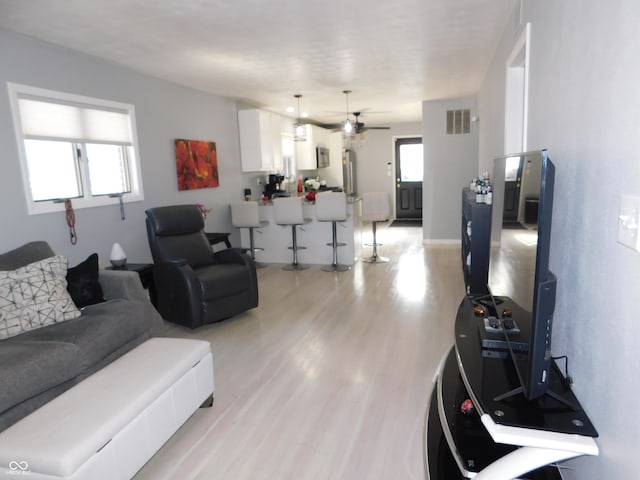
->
[[617, 194, 640, 252]]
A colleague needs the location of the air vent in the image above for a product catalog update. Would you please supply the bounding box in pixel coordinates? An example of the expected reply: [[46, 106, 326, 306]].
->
[[446, 109, 471, 135]]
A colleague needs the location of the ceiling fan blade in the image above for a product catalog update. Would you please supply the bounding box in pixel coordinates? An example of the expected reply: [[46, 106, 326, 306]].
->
[[352, 108, 392, 115]]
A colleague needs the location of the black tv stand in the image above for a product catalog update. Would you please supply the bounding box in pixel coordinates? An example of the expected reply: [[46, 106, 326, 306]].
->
[[425, 296, 598, 479], [493, 383, 579, 411]]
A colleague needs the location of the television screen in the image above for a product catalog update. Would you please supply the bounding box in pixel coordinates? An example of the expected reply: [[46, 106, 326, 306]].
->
[[490, 151, 545, 310], [489, 149, 557, 401]]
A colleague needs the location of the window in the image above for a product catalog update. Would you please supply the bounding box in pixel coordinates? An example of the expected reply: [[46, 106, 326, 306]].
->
[[8, 83, 143, 214], [398, 143, 424, 182]]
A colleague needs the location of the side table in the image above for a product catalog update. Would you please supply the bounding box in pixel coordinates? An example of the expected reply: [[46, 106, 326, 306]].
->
[[205, 232, 232, 250], [107, 263, 157, 307]]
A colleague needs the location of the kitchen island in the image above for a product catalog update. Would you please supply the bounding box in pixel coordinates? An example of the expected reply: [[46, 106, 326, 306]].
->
[[239, 197, 362, 266]]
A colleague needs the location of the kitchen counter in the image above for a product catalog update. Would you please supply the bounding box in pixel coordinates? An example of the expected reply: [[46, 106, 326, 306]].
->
[[240, 198, 362, 265], [260, 193, 359, 206]]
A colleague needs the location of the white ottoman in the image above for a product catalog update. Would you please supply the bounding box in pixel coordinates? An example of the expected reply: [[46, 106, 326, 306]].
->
[[0, 337, 214, 480]]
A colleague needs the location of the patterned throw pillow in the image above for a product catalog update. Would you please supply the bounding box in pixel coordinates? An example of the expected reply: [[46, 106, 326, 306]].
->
[[0, 255, 81, 339]]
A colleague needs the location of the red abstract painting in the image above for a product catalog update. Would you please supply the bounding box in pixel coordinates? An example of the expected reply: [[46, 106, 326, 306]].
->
[[175, 139, 220, 191]]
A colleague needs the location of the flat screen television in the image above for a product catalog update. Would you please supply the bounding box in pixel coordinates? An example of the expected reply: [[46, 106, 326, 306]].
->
[[488, 149, 558, 402]]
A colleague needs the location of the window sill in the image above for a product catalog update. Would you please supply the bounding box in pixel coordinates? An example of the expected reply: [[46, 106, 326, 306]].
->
[[26, 193, 144, 215]]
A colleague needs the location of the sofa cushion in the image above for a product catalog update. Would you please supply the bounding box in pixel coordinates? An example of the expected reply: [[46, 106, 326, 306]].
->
[[66, 253, 105, 308], [195, 264, 249, 301], [0, 256, 81, 340], [0, 241, 55, 271], [0, 340, 80, 415], [13, 299, 159, 372]]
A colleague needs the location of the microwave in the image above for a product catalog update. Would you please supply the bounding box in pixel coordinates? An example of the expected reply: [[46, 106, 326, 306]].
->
[[316, 147, 330, 168]]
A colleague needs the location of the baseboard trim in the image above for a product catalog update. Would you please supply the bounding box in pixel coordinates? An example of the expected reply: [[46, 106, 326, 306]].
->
[[422, 239, 459, 245]]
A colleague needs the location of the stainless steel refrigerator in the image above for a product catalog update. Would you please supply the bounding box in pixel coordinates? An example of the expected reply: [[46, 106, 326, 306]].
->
[[342, 149, 357, 197]]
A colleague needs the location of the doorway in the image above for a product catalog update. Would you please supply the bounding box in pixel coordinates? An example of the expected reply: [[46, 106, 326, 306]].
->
[[503, 22, 530, 224], [504, 23, 530, 154], [395, 137, 423, 220]]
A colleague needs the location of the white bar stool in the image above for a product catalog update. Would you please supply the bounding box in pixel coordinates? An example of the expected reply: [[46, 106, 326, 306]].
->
[[315, 191, 350, 272], [273, 197, 310, 271], [361, 192, 391, 263], [230, 201, 268, 268]]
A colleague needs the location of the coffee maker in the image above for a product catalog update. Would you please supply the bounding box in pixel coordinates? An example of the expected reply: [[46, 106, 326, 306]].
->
[[264, 174, 287, 198]]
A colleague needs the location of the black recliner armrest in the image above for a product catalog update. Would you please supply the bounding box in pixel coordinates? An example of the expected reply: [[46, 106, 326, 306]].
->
[[213, 249, 258, 305], [214, 248, 250, 265]]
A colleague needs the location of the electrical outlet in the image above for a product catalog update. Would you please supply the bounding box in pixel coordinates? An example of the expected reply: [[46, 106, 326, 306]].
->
[[617, 194, 640, 252]]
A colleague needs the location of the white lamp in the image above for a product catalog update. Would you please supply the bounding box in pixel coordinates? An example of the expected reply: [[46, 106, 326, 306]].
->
[[109, 242, 127, 267]]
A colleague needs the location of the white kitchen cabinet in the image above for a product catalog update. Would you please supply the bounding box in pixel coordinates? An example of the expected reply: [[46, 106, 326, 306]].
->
[[238, 109, 283, 172], [295, 124, 331, 171]]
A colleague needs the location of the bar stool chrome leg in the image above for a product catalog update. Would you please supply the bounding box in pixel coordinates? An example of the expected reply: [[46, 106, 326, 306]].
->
[[247, 228, 266, 269], [230, 201, 267, 268], [363, 221, 389, 263], [283, 225, 309, 271], [321, 221, 351, 272]]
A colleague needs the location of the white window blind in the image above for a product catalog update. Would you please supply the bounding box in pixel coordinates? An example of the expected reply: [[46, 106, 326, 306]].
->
[[8, 83, 144, 214], [18, 97, 133, 145]]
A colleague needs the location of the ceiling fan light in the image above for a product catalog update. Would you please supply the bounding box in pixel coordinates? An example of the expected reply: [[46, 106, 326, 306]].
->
[[293, 94, 307, 142], [342, 90, 355, 136], [294, 122, 307, 141]]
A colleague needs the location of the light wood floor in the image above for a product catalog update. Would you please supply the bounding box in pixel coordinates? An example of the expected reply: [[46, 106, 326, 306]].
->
[[135, 225, 465, 480]]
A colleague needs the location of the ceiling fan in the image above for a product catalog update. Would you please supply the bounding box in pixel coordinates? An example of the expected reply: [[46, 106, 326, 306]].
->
[[324, 90, 391, 134], [351, 111, 390, 134]]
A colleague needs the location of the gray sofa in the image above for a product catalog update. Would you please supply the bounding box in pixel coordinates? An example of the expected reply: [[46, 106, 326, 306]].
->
[[0, 241, 165, 432]]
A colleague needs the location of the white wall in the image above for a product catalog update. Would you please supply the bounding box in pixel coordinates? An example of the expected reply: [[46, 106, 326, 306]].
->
[[0, 28, 245, 265], [422, 97, 479, 241], [478, 1, 640, 478]]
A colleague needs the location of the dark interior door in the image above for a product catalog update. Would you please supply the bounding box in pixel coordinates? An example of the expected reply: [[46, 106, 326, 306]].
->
[[503, 156, 523, 223], [395, 137, 423, 219]]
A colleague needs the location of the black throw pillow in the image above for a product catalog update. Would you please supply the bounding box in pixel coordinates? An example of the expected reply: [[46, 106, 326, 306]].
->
[[66, 253, 105, 308]]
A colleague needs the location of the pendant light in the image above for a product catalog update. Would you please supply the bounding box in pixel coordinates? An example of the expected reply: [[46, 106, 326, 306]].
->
[[293, 94, 306, 142], [342, 90, 354, 136]]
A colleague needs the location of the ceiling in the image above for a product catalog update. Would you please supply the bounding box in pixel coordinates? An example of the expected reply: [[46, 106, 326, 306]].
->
[[0, 0, 515, 125]]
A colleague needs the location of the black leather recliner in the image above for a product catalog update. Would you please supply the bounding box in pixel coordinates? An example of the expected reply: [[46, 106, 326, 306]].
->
[[145, 205, 258, 328]]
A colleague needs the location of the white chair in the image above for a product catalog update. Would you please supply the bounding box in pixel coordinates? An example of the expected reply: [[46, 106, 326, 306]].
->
[[361, 192, 391, 263], [230, 201, 268, 268], [273, 197, 310, 271], [315, 191, 350, 272]]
